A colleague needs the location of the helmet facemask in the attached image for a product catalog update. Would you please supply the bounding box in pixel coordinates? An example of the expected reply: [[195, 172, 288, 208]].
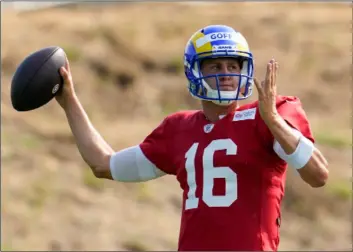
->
[[187, 50, 254, 106]]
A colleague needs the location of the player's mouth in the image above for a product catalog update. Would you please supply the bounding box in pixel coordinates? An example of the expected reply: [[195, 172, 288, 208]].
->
[[218, 83, 235, 91]]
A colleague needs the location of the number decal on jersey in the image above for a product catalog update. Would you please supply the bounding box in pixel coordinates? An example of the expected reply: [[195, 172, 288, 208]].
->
[[185, 138, 238, 210]]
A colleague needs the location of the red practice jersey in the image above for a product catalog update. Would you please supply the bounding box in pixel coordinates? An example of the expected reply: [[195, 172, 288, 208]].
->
[[140, 96, 314, 251]]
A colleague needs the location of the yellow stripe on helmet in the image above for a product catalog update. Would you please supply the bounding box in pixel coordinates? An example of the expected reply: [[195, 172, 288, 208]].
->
[[191, 31, 213, 56]]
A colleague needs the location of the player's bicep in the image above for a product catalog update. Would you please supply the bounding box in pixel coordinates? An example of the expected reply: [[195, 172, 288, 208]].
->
[[109, 145, 166, 182]]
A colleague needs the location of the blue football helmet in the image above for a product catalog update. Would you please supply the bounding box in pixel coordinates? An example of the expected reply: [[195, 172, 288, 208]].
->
[[184, 25, 254, 106]]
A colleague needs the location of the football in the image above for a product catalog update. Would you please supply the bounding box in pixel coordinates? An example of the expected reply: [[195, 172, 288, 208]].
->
[[11, 46, 67, 111]]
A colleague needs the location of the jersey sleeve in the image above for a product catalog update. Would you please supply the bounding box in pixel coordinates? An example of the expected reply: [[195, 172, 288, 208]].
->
[[139, 116, 176, 175], [276, 96, 315, 143], [256, 96, 315, 151]]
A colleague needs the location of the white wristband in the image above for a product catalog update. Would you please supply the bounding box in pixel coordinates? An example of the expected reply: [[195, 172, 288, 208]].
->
[[273, 130, 314, 170], [287, 135, 314, 169]]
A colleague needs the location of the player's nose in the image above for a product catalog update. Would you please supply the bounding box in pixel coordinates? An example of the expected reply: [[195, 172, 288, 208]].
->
[[219, 64, 231, 74], [218, 64, 232, 81]]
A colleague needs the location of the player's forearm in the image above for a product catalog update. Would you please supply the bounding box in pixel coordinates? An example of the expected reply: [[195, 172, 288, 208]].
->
[[298, 147, 329, 187], [265, 114, 299, 154], [267, 114, 329, 187], [63, 95, 113, 179]]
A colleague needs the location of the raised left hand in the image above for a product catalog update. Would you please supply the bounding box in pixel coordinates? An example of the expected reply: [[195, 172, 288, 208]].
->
[[254, 59, 279, 123]]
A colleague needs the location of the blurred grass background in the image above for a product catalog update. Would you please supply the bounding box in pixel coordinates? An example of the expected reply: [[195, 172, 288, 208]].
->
[[1, 2, 351, 251]]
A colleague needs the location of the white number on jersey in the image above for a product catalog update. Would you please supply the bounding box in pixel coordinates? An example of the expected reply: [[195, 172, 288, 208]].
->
[[185, 138, 238, 210]]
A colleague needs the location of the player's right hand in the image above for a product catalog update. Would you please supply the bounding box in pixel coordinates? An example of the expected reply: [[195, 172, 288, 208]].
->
[[56, 57, 77, 109]]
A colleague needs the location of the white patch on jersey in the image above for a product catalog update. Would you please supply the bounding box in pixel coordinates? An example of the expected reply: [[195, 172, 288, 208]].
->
[[219, 114, 226, 119], [233, 108, 256, 122], [204, 123, 215, 133]]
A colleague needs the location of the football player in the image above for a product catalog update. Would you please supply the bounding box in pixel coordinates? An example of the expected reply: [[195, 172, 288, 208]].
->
[[56, 25, 329, 251]]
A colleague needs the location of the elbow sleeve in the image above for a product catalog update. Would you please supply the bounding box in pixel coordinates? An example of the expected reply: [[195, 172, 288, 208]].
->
[[109, 145, 166, 182]]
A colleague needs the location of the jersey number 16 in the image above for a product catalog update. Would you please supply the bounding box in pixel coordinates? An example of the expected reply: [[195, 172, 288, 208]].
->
[[184, 138, 238, 210]]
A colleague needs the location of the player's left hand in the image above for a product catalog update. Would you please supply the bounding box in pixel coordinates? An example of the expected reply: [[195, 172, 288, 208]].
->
[[254, 59, 279, 123]]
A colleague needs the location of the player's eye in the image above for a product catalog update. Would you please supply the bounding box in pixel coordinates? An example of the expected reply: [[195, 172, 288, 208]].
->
[[209, 64, 220, 71], [229, 64, 240, 72]]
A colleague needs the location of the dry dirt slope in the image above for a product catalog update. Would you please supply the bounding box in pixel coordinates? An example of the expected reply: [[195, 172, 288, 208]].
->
[[1, 2, 352, 251]]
